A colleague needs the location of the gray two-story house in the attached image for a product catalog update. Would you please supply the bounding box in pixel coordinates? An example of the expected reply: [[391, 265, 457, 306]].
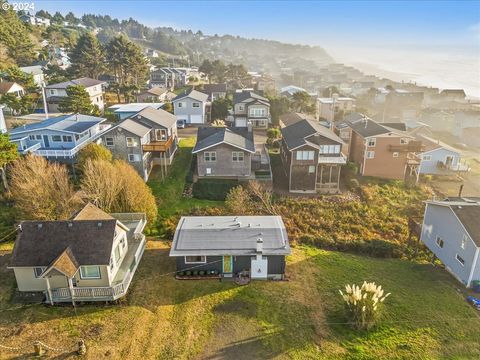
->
[[9, 114, 110, 160], [172, 89, 210, 124], [231, 90, 271, 129], [100, 107, 178, 181], [420, 197, 480, 287], [280, 114, 346, 193], [192, 127, 256, 179]]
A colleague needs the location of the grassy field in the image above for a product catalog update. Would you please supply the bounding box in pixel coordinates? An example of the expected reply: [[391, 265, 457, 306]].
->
[[0, 242, 479, 359], [147, 137, 223, 235]]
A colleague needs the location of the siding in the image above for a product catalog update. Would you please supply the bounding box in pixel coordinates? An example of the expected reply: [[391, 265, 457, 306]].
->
[[173, 97, 206, 123], [421, 204, 478, 286], [197, 143, 252, 178], [419, 148, 460, 174]]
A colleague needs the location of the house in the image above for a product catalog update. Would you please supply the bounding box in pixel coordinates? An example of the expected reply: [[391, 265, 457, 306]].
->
[[231, 90, 271, 128], [101, 107, 178, 181], [440, 89, 466, 102], [0, 105, 6, 133], [136, 88, 175, 103], [0, 82, 25, 98], [317, 96, 355, 123], [417, 134, 469, 174], [172, 89, 210, 124], [384, 90, 424, 121], [8, 203, 147, 304], [19, 14, 51, 26], [19, 65, 45, 87], [150, 68, 174, 89], [453, 111, 480, 147], [45, 78, 105, 113], [201, 83, 227, 101], [420, 197, 480, 287], [8, 113, 110, 160], [280, 116, 346, 193], [255, 75, 275, 94], [108, 103, 165, 121], [47, 47, 71, 70], [339, 114, 423, 181], [170, 216, 290, 280]]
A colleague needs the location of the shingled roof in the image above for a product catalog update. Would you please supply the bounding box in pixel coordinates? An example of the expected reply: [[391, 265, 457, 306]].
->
[[45, 77, 105, 89], [192, 127, 255, 153], [133, 107, 177, 129], [172, 89, 209, 103], [281, 119, 344, 150]]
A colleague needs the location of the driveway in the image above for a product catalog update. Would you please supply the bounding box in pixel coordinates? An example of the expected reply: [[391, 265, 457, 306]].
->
[[178, 126, 198, 139]]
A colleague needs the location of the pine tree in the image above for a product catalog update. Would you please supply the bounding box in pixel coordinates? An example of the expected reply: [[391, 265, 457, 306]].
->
[[69, 33, 106, 79], [0, 133, 18, 191], [58, 85, 100, 115]]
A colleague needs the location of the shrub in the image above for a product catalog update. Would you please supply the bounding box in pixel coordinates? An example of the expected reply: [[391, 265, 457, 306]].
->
[[192, 179, 239, 200], [185, 271, 192, 276], [193, 270, 199, 276], [178, 271, 185, 277], [339, 281, 391, 330], [199, 270, 205, 276]]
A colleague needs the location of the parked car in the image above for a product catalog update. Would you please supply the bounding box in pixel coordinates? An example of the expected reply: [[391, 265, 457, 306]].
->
[[177, 119, 186, 129]]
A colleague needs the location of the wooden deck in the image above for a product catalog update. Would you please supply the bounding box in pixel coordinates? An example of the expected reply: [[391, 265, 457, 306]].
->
[[142, 137, 174, 152]]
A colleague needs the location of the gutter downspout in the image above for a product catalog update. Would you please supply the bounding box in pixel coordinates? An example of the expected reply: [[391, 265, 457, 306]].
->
[[467, 247, 480, 288]]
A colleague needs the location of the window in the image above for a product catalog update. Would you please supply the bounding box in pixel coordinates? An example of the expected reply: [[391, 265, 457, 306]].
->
[[35, 135, 41, 140], [308, 165, 316, 174], [114, 245, 121, 264], [52, 135, 61, 142], [296, 150, 315, 161], [423, 155, 432, 161], [319, 145, 341, 154], [367, 138, 376, 147], [456, 254, 465, 266], [185, 256, 206, 264], [120, 235, 126, 249], [400, 138, 409, 144], [249, 108, 266, 117], [177, 102, 186, 108], [155, 129, 167, 141], [33, 267, 45, 278], [436, 236, 444, 248], [192, 102, 200, 108], [393, 152, 399, 158], [49, 89, 57, 95], [62, 135, 72, 142], [340, 130, 350, 140], [366, 151, 375, 159], [29, 135, 35, 140], [204, 151, 216, 162], [80, 266, 101, 279], [238, 105, 244, 111], [461, 234, 467, 249], [232, 151, 244, 162], [128, 154, 140, 162], [126, 137, 136, 147], [105, 137, 114, 147]]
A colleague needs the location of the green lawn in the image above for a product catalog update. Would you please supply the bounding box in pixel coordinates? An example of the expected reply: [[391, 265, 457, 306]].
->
[[147, 137, 223, 235], [0, 243, 478, 359]]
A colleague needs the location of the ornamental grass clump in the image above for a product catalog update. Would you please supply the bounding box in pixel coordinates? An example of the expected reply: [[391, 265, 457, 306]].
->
[[339, 281, 391, 330]]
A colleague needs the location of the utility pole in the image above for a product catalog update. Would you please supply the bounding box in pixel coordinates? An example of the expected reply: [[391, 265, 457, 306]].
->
[[41, 82, 49, 119]]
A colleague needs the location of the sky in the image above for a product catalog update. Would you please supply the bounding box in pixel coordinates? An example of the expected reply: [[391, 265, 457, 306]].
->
[[34, 0, 480, 96]]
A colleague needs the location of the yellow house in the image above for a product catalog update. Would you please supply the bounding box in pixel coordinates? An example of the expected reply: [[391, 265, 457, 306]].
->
[[9, 203, 146, 305]]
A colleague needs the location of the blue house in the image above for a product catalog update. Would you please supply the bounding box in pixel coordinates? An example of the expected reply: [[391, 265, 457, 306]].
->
[[417, 134, 469, 174], [9, 114, 110, 160], [420, 197, 480, 287]]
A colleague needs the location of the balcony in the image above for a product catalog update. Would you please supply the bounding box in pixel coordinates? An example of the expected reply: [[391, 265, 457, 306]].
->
[[142, 137, 173, 152], [388, 141, 424, 152], [436, 160, 471, 172]]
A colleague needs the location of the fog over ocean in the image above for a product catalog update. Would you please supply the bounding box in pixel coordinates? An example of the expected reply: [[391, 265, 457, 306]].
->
[[327, 45, 480, 99]]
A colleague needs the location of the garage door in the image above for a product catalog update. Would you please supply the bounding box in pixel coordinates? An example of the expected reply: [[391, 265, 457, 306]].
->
[[235, 118, 247, 127], [190, 115, 203, 124]]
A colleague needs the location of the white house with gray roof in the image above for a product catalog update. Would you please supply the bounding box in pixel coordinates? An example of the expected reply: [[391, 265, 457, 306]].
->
[[45, 77, 105, 113], [172, 89, 210, 124], [170, 216, 290, 280], [420, 197, 480, 287], [8, 113, 110, 159]]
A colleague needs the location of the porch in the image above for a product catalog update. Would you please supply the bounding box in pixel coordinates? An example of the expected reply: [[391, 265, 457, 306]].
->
[[316, 155, 346, 193]]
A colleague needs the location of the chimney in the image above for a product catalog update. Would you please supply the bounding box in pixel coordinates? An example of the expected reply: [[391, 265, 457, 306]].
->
[[458, 184, 464, 198], [256, 237, 263, 254]]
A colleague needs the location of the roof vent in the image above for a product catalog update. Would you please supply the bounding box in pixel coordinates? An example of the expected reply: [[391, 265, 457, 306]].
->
[[237, 221, 242, 227], [68, 222, 73, 228], [37, 223, 43, 229], [97, 222, 102, 227]]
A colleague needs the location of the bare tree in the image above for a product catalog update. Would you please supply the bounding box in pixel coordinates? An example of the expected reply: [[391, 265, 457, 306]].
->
[[248, 181, 278, 215]]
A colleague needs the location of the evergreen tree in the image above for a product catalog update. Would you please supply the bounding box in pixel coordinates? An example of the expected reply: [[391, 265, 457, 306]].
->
[[69, 32, 106, 79], [0, 133, 18, 191], [52, 11, 65, 25], [58, 85, 100, 115]]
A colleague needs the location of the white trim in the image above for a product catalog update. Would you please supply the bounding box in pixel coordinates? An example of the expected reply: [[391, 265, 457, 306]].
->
[[192, 141, 255, 154], [455, 254, 465, 267], [80, 265, 101, 279], [467, 247, 480, 287]]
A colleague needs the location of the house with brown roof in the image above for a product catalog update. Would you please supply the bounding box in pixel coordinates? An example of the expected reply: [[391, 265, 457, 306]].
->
[[420, 197, 480, 287], [0, 82, 25, 97], [336, 113, 423, 181], [280, 116, 346, 193], [136, 87, 175, 103], [9, 203, 147, 304]]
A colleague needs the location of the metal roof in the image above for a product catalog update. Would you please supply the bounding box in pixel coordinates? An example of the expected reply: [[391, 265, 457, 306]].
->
[[109, 103, 164, 113], [193, 127, 255, 153], [170, 216, 291, 256], [9, 114, 105, 135]]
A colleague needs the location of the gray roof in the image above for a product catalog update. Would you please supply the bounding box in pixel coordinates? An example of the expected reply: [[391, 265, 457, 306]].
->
[[109, 103, 164, 113], [118, 119, 151, 137], [132, 107, 177, 129], [9, 114, 105, 135], [427, 199, 480, 247], [347, 118, 394, 138], [173, 89, 209, 103], [193, 127, 255, 153], [281, 119, 344, 150], [10, 220, 118, 267], [233, 90, 269, 105], [45, 77, 105, 89], [170, 216, 291, 256], [417, 134, 460, 154], [202, 83, 227, 95], [279, 112, 316, 127], [19, 65, 44, 76]]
